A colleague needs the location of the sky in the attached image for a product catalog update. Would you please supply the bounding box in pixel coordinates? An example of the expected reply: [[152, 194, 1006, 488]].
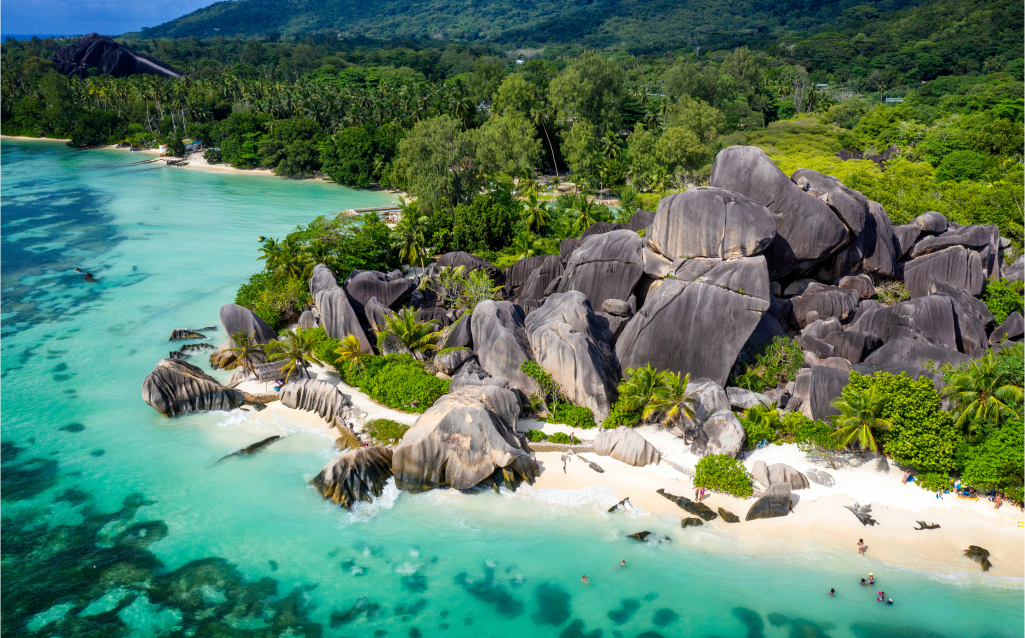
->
[[1, 0, 218, 36]]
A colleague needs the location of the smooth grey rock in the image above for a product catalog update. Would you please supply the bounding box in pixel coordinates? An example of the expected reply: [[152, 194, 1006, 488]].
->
[[434, 347, 474, 375], [309, 264, 373, 353], [823, 330, 881, 364], [839, 274, 876, 300], [792, 168, 868, 236], [378, 332, 413, 357], [1005, 255, 1024, 282], [752, 460, 810, 490], [641, 246, 675, 277], [143, 358, 247, 417], [892, 224, 922, 260], [783, 278, 817, 298], [806, 469, 835, 487], [557, 229, 645, 310], [799, 333, 836, 360], [345, 270, 415, 315], [228, 360, 288, 385], [691, 410, 745, 458], [311, 447, 393, 509], [746, 482, 792, 521], [392, 385, 538, 492], [927, 280, 993, 356], [416, 306, 451, 329], [441, 314, 473, 350], [615, 258, 770, 386], [709, 146, 848, 278], [849, 295, 965, 351], [802, 317, 843, 340], [726, 386, 773, 410], [560, 237, 582, 263], [912, 225, 993, 259], [626, 209, 656, 231], [505, 255, 549, 292], [518, 255, 564, 303], [657, 489, 718, 520], [904, 246, 985, 298], [790, 283, 859, 327], [449, 360, 510, 392], [433, 251, 502, 281], [647, 187, 777, 260], [913, 211, 948, 234], [863, 337, 972, 368], [525, 292, 620, 422], [298, 310, 318, 329], [280, 378, 353, 428], [210, 303, 278, 369], [861, 201, 898, 277], [580, 221, 620, 241], [595, 312, 630, 348], [363, 297, 394, 332], [593, 427, 661, 467], [793, 366, 850, 421], [990, 312, 1024, 345], [683, 379, 732, 428], [471, 300, 537, 398]]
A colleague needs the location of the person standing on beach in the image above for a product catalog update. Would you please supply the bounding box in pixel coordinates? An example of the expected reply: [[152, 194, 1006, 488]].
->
[[857, 539, 866, 555], [695, 488, 701, 502]]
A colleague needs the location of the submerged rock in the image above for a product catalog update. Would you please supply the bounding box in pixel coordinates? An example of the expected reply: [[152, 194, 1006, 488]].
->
[[312, 447, 394, 509], [718, 508, 741, 523], [142, 358, 247, 417], [627, 531, 651, 541], [391, 385, 538, 493], [592, 427, 660, 467], [681, 517, 704, 528], [169, 329, 207, 340], [745, 482, 792, 521]]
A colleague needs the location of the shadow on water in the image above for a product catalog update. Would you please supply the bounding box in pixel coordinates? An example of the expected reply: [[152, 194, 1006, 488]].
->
[[733, 606, 765, 638], [0, 440, 323, 637]]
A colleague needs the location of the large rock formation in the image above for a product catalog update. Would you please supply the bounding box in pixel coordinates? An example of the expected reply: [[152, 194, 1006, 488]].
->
[[792, 169, 868, 236], [862, 337, 971, 368], [309, 264, 372, 353], [789, 283, 859, 327], [592, 427, 661, 467], [209, 303, 277, 369], [849, 295, 982, 355], [505, 255, 549, 292], [524, 292, 619, 422], [709, 147, 848, 278], [903, 246, 985, 298], [471, 300, 537, 398], [646, 187, 776, 260], [616, 257, 770, 386], [449, 360, 510, 392], [861, 201, 898, 277], [344, 270, 415, 315], [53, 34, 182, 79], [143, 358, 247, 417], [280, 378, 356, 428], [691, 410, 745, 458], [746, 482, 792, 521], [433, 251, 502, 282], [792, 366, 850, 421], [751, 461, 810, 490], [557, 229, 645, 310], [391, 385, 538, 492], [517, 255, 565, 304], [311, 447, 394, 509]]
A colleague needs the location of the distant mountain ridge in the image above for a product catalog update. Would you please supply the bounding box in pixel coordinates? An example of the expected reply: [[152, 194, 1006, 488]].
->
[[133, 0, 920, 53]]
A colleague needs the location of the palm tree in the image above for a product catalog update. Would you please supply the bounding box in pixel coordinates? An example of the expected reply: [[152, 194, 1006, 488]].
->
[[643, 372, 696, 428], [381, 307, 442, 356], [511, 233, 538, 259], [567, 193, 599, 234], [334, 334, 366, 378], [226, 329, 265, 376], [617, 363, 672, 417], [522, 191, 551, 235], [941, 353, 1024, 432], [830, 388, 893, 455], [258, 237, 281, 272], [391, 202, 428, 271], [267, 326, 324, 383]]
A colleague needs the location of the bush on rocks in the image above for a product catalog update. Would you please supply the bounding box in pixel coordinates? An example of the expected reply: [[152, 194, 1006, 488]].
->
[[735, 336, 803, 392], [365, 418, 410, 444], [982, 280, 1024, 325], [694, 454, 753, 498]]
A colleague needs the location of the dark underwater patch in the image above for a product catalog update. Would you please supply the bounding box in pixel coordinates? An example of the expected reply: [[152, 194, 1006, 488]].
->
[[607, 598, 641, 625], [532, 582, 571, 626], [454, 563, 524, 618]]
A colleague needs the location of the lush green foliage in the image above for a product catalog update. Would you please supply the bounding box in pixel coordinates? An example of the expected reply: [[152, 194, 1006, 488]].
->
[[350, 354, 450, 413], [320, 123, 403, 187], [941, 352, 1024, 434], [546, 432, 579, 445], [829, 387, 893, 453], [739, 404, 781, 450], [782, 412, 845, 469], [451, 191, 519, 253], [266, 326, 324, 383], [549, 404, 597, 430], [876, 281, 910, 306], [959, 418, 1024, 502], [982, 280, 1024, 326], [734, 336, 803, 392], [847, 372, 962, 475], [518, 360, 597, 428], [526, 429, 547, 443], [234, 271, 311, 329], [365, 418, 410, 444], [601, 396, 643, 429], [378, 307, 442, 355], [693, 454, 753, 499]]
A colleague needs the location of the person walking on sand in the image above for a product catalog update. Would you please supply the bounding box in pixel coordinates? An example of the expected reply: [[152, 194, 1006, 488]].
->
[[857, 539, 866, 555], [695, 488, 701, 502]]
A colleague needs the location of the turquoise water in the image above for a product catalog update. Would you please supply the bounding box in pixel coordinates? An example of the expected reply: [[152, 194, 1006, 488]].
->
[[2, 139, 1022, 638]]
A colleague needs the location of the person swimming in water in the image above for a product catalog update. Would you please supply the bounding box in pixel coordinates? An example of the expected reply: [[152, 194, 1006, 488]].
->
[[581, 575, 590, 584], [619, 560, 626, 568], [887, 598, 893, 605], [829, 588, 835, 596], [868, 573, 874, 584], [860, 579, 866, 586]]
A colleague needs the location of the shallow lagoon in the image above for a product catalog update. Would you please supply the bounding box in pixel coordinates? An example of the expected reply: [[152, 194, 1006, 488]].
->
[[2, 140, 1022, 637]]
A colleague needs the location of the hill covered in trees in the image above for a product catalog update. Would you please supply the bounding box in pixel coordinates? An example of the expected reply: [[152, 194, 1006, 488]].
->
[[136, 0, 929, 54]]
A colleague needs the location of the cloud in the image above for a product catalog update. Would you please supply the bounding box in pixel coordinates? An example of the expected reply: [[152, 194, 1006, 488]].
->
[[2, 0, 219, 36]]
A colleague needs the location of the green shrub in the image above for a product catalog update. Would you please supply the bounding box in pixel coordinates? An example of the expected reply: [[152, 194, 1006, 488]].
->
[[693, 454, 753, 498], [343, 354, 449, 413], [876, 281, 910, 306], [526, 429, 546, 442], [549, 403, 596, 429], [519, 360, 561, 410], [782, 411, 844, 469], [960, 417, 1024, 502], [739, 405, 781, 449], [935, 150, 992, 182], [602, 396, 643, 428], [452, 191, 518, 253], [735, 336, 803, 392], [981, 280, 1024, 326], [547, 432, 579, 445], [235, 271, 312, 330], [365, 418, 410, 444], [914, 472, 953, 493], [437, 346, 470, 357], [847, 372, 963, 475]]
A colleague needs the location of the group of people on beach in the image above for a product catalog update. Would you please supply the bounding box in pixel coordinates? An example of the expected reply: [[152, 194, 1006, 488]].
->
[[831, 572, 893, 605]]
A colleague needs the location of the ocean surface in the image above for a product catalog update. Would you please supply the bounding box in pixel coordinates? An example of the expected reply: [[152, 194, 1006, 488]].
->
[[2, 139, 1022, 638]]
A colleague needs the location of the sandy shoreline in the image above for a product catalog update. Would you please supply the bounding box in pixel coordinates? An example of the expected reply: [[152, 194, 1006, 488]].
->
[[215, 363, 1024, 580]]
